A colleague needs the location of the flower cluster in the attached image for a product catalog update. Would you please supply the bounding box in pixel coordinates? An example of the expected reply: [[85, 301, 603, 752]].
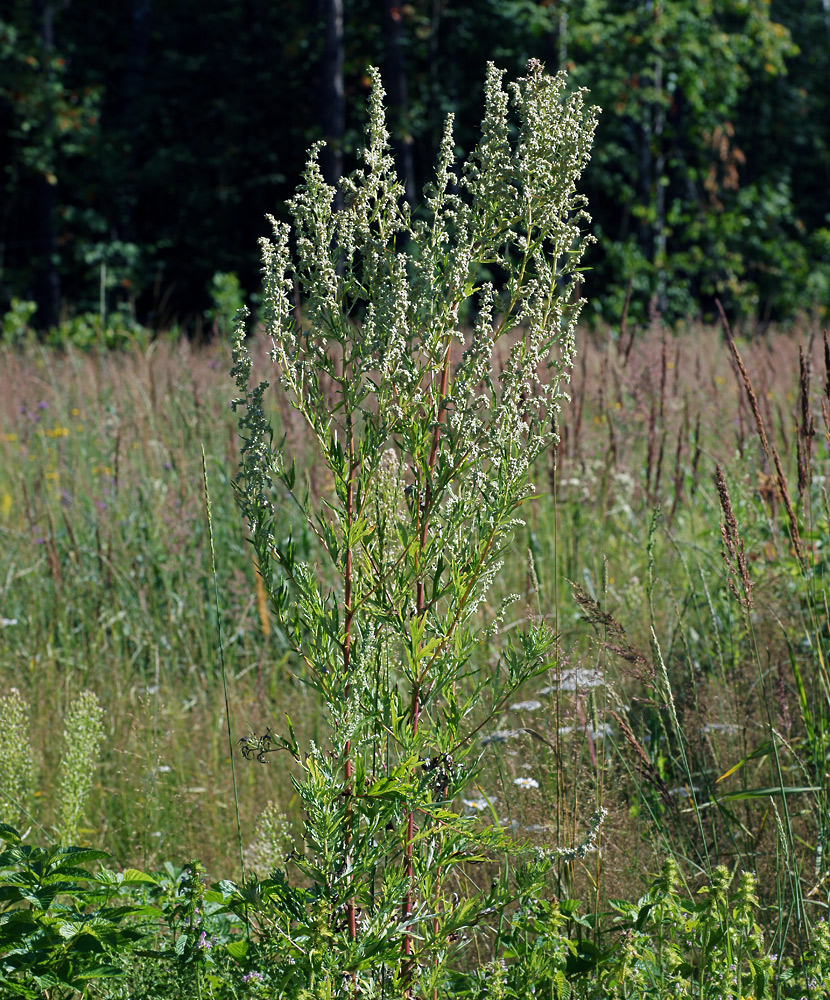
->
[[231, 60, 598, 993]]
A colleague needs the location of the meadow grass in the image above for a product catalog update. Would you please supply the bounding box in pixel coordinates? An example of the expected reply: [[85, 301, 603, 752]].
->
[[0, 336, 305, 872], [0, 319, 828, 993]]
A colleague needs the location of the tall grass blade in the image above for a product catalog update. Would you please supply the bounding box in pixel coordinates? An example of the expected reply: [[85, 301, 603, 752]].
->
[[202, 445, 245, 881], [715, 741, 774, 783]]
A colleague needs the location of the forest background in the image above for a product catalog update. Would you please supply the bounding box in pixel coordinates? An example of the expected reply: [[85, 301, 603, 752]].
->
[[2, 0, 829, 337]]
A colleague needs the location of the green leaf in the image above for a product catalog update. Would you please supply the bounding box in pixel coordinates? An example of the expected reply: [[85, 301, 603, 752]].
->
[[565, 938, 602, 974], [635, 902, 654, 931], [215, 878, 239, 897], [118, 868, 158, 886], [44, 866, 97, 882], [52, 848, 110, 869], [101, 903, 162, 920], [716, 786, 821, 802], [365, 776, 405, 799], [226, 939, 248, 960], [72, 964, 123, 981]]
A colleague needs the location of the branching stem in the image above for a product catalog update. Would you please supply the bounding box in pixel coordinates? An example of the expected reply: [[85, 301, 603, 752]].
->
[[403, 338, 453, 982]]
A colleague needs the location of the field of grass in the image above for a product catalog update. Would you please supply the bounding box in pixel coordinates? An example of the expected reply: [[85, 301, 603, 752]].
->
[[0, 319, 828, 996]]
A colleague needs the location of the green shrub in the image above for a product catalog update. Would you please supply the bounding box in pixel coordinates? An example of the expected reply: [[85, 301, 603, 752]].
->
[[43, 310, 150, 350], [206, 272, 245, 338], [0, 824, 154, 998], [1, 299, 37, 345]]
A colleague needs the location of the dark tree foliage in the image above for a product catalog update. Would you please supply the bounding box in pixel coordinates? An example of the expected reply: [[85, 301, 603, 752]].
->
[[0, 0, 827, 333]]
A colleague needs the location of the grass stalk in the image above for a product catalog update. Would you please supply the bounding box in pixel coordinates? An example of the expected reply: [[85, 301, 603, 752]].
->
[[201, 446, 245, 882]]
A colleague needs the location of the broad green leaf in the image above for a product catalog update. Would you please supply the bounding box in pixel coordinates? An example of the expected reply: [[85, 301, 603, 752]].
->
[[118, 868, 158, 886], [635, 902, 654, 931], [52, 849, 110, 869], [72, 965, 123, 980], [227, 939, 248, 960]]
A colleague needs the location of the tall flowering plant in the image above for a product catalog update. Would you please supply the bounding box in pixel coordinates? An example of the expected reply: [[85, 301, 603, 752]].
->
[[230, 60, 599, 997]]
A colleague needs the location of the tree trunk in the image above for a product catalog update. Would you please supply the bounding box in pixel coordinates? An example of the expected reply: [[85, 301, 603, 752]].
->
[[124, 0, 152, 121], [383, 0, 416, 204], [33, 175, 61, 329], [115, 0, 152, 290], [652, 9, 667, 315], [32, 0, 61, 329], [316, 0, 344, 201]]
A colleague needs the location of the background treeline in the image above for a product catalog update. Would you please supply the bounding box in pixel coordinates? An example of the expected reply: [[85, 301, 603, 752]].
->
[[1, 0, 828, 334]]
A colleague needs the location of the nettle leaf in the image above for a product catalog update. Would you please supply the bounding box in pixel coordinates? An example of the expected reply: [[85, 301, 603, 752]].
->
[[20, 889, 60, 910], [226, 939, 248, 960], [51, 848, 110, 870], [43, 867, 96, 884], [117, 868, 158, 886], [72, 964, 122, 980], [635, 902, 655, 931], [0, 885, 27, 903]]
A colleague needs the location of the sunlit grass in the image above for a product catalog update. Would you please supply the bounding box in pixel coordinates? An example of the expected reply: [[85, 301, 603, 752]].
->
[[0, 319, 827, 981], [0, 338, 303, 871]]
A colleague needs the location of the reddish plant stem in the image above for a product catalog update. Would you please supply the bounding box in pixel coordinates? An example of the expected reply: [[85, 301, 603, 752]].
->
[[402, 341, 452, 983], [717, 299, 804, 564], [431, 867, 443, 1000], [343, 415, 357, 958]]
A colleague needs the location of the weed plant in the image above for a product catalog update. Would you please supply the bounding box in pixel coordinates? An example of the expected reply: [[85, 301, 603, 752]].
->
[[231, 59, 599, 994], [0, 821, 827, 998], [56, 690, 106, 844], [0, 689, 35, 829], [0, 688, 108, 845], [228, 57, 827, 996]]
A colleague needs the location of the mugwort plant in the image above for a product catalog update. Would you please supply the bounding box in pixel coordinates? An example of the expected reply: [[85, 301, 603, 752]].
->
[[231, 60, 599, 996]]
